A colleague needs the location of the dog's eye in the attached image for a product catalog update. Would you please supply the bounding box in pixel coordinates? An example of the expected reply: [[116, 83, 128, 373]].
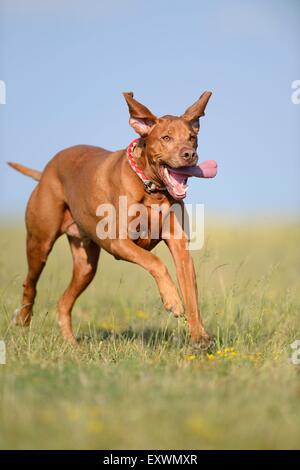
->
[[162, 135, 171, 142], [189, 135, 196, 142]]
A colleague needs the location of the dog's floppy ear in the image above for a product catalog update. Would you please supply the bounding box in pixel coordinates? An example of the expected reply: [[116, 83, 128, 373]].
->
[[182, 91, 212, 133], [123, 92, 157, 137]]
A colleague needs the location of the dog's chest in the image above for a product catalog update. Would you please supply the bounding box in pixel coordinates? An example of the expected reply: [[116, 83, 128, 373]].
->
[[128, 197, 172, 250]]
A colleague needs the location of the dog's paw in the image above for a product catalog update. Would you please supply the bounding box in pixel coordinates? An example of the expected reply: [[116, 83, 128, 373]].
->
[[12, 308, 21, 324], [192, 334, 216, 351], [12, 306, 32, 326], [165, 300, 184, 318]]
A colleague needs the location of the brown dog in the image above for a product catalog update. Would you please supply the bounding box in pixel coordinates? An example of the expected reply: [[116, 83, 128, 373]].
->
[[9, 91, 217, 348]]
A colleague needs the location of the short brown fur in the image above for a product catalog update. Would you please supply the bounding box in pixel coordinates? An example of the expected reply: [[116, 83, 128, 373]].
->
[[9, 91, 214, 348]]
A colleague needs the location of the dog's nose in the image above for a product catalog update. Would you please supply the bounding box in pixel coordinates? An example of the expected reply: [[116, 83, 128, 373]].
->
[[181, 148, 198, 163]]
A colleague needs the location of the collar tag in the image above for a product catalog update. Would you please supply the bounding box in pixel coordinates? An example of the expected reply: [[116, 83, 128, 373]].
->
[[143, 180, 156, 192]]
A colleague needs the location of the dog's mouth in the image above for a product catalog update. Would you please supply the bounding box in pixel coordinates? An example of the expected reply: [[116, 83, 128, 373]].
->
[[160, 160, 218, 200]]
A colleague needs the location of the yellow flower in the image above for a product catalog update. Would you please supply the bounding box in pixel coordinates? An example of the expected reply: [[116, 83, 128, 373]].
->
[[99, 320, 115, 331], [211, 348, 239, 360], [186, 416, 218, 440], [136, 310, 148, 319], [207, 353, 215, 361], [187, 354, 196, 361], [272, 352, 281, 361], [87, 420, 103, 434]]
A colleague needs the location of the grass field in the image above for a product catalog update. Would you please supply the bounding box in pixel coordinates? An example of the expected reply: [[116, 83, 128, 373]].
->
[[0, 221, 300, 449]]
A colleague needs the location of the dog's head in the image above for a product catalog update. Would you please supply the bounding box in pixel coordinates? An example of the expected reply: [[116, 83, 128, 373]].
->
[[123, 91, 216, 199]]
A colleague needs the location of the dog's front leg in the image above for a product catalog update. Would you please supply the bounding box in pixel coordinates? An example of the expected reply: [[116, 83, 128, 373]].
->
[[109, 240, 183, 317], [165, 236, 214, 348]]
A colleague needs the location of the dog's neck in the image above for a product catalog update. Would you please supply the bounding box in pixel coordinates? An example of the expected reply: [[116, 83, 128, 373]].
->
[[131, 139, 163, 189]]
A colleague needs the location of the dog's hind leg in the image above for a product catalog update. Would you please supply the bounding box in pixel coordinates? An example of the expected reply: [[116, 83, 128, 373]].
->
[[14, 234, 57, 326], [57, 236, 100, 344], [14, 186, 64, 327]]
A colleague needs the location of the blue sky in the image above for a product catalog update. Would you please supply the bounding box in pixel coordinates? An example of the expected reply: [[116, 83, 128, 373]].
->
[[0, 0, 299, 219]]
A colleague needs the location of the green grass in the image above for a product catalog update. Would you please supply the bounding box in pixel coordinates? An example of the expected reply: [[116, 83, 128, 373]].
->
[[0, 221, 300, 449]]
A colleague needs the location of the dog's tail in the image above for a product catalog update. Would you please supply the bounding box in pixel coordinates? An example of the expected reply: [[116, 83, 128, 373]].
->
[[7, 162, 41, 181]]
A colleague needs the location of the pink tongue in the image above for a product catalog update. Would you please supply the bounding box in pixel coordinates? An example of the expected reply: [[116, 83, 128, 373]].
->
[[170, 160, 218, 178]]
